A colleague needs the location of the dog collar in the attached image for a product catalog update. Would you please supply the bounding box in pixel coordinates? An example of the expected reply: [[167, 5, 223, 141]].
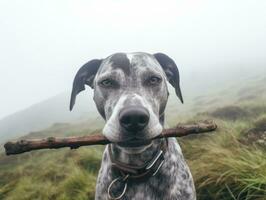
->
[[107, 139, 168, 200]]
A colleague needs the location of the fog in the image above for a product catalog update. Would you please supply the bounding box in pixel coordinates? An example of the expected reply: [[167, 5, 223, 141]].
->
[[0, 0, 266, 119]]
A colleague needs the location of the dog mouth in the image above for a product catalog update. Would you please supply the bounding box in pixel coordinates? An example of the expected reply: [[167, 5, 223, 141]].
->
[[117, 138, 152, 147]]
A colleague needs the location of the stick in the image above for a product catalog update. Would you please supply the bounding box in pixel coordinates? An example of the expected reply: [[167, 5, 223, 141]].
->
[[4, 120, 217, 155]]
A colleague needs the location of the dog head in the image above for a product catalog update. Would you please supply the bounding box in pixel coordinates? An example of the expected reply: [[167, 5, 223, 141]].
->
[[70, 52, 183, 147]]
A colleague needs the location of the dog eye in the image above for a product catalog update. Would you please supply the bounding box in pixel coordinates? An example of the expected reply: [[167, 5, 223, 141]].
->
[[100, 79, 114, 88], [147, 76, 162, 86]]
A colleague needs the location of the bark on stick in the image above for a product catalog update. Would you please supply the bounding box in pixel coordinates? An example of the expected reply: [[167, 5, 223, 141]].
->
[[4, 120, 217, 155]]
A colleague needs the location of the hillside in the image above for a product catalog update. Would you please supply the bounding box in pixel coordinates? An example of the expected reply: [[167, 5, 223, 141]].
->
[[0, 91, 102, 144], [1, 66, 265, 144], [0, 72, 265, 200]]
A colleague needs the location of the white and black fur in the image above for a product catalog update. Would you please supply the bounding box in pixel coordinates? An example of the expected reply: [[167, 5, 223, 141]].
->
[[70, 52, 196, 200]]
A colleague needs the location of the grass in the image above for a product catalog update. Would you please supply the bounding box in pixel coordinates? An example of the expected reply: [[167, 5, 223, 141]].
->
[[0, 148, 101, 200], [180, 118, 266, 200], [0, 75, 265, 200]]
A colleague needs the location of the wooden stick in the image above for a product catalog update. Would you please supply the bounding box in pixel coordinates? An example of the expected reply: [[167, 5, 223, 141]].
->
[[4, 120, 217, 155]]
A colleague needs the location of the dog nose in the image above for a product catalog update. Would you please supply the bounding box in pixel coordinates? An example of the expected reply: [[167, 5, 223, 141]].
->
[[119, 106, 150, 132]]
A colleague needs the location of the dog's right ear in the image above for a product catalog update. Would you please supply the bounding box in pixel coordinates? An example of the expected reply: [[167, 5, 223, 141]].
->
[[70, 59, 102, 111]]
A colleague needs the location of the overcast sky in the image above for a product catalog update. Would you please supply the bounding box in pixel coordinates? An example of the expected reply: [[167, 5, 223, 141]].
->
[[0, 0, 266, 119]]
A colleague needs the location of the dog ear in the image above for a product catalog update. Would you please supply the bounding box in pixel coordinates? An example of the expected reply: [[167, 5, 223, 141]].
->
[[70, 59, 102, 111], [153, 53, 183, 103]]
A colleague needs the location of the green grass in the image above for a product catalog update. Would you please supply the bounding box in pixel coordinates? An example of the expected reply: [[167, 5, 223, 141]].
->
[[180, 118, 266, 200], [0, 148, 102, 200]]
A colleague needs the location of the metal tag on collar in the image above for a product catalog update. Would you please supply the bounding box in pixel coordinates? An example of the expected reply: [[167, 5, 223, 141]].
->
[[108, 174, 129, 200], [145, 150, 163, 170]]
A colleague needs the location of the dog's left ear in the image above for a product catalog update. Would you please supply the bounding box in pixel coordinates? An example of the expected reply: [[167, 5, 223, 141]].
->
[[153, 53, 183, 103], [70, 59, 102, 111]]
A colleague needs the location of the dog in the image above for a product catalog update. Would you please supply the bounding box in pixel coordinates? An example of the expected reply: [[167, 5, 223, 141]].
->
[[70, 52, 196, 200]]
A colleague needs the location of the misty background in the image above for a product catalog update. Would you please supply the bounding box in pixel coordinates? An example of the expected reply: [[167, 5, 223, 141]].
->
[[1, 2, 266, 199], [0, 0, 266, 142]]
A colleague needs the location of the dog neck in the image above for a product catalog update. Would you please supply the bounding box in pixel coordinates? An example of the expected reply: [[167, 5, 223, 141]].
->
[[110, 138, 165, 167]]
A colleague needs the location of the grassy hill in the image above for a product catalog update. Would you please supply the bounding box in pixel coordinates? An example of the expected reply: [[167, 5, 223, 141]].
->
[[0, 73, 265, 200], [0, 91, 101, 144]]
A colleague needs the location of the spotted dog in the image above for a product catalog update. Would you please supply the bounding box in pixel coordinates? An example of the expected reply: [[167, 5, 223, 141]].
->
[[70, 52, 196, 200]]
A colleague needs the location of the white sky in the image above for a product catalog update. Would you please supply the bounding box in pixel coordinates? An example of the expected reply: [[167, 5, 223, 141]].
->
[[0, 0, 266, 119]]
